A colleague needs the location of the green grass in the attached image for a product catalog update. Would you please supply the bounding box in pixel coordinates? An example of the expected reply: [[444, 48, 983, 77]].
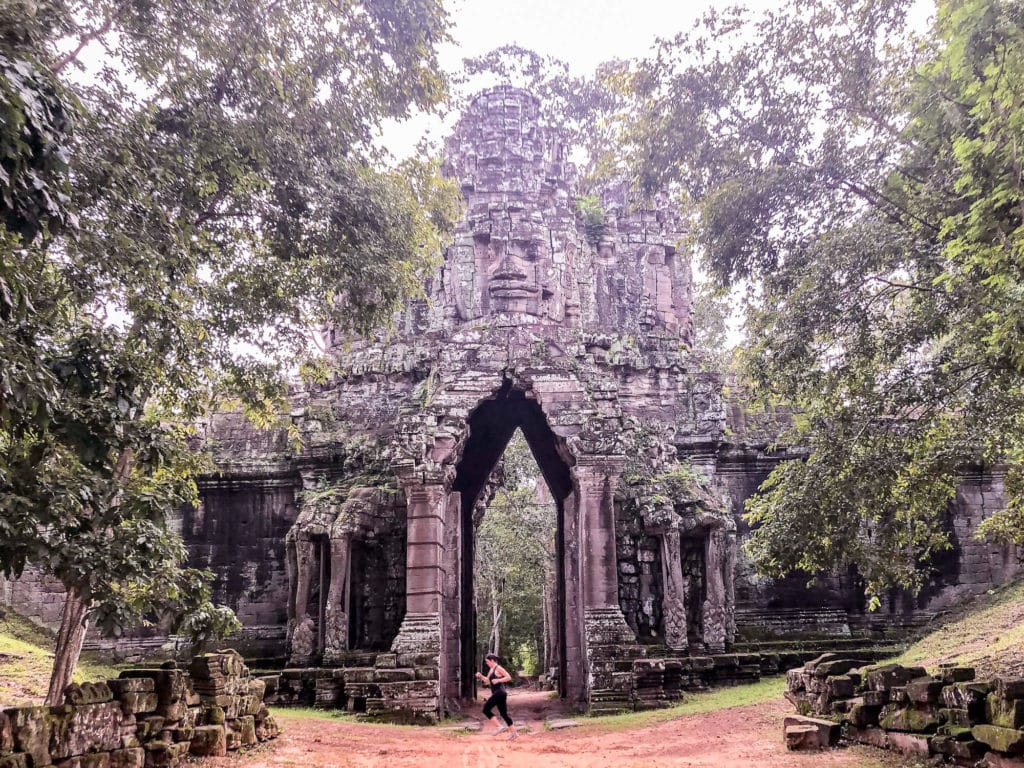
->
[[582, 675, 787, 731], [891, 577, 1024, 679], [0, 609, 125, 706], [269, 706, 418, 728]]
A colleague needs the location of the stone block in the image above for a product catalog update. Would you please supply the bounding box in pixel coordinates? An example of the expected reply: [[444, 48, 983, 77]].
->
[[989, 695, 1024, 730], [998, 680, 1024, 702], [974, 725, 1024, 755], [931, 735, 986, 761], [374, 669, 415, 683], [847, 725, 890, 749], [0, 755, 28, 768], [813, 659, 866, 679], [50, 701, 124, 758], [782, 716, 839, 749], [142, 739, 189, 768], [847, 701, 881, 728], [939, 665, 976, 684], [255, 715, 279, 742], [878, 705, 940, 733], [7, 705, 52, 767], [940, 708, 976, 728], [235, 716, 256, 747], [109, 679, 154, 696], [906, 677, 945, 704], [63, 682, 114, 706], [887, 731, 932, 756], [862, 690, 889, 707], [108, 748, 145, 768], [188, 726, 227, 757], [826, 676, 855, 699], [120, 694, 158, 716], [135, 716, 164, 740], [944, 682, 991, 715], [864, 664, 927, 692], [0, 711, 11, 755], [54, 753, 111, 768]]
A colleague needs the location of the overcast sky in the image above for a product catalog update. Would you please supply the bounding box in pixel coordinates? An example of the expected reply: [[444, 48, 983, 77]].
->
[[380, 0, 936, 158], [380, 0, 784, 157]]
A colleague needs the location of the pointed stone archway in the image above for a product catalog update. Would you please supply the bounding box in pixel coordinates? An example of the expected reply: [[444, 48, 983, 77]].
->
[[449, 383, 578, 705]]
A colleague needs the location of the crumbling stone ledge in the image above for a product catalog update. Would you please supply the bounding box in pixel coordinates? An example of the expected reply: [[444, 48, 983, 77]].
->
[[0, 650, 278, 768], [786, 653, 1024, 766]]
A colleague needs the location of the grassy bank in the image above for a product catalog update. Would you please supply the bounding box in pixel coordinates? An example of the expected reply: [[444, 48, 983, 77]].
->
[[892, 578, 1024, 679], [0, 609, 123, 706]]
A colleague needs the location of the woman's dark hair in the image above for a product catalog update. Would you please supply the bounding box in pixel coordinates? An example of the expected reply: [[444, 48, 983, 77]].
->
[[485, 653, 500, 662]]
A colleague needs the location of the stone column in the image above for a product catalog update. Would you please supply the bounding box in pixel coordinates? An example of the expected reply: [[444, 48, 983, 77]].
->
[[702, 527, 730, 653], [575, 459, 623, 611], [287, 533, 318, 665], [322, 532, 351, 663], [389, 478, 447, 657], [723, 528, 737, 647], [659, 528, 689, 652], [575, 457, 642, 713]]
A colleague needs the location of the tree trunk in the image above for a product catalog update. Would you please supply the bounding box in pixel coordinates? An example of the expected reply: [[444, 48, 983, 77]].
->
[[489, 583, 501, 656], [46, 586, 90, 705]]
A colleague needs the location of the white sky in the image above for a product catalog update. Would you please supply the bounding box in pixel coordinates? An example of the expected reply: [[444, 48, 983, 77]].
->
[[380, 0, 781, 158]]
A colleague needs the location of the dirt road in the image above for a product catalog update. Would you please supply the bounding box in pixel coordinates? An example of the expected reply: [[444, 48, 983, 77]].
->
[[209, 691, 901, 768]]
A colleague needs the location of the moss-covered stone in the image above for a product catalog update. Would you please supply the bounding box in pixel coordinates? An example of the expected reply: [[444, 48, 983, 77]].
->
[[972, 724, 1024, 754], [878, 705, 940, 733], [988, 694, 1024, 730]]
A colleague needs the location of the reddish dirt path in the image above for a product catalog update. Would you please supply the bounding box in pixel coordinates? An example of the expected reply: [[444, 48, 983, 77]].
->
[[211, 692, 901, 768]]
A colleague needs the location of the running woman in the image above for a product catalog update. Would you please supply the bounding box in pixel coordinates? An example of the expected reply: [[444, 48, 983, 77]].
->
[[475, 653, 519, 740]]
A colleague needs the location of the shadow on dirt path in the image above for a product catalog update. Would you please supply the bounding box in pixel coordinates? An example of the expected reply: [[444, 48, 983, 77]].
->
[[209, 695, 905, 768]]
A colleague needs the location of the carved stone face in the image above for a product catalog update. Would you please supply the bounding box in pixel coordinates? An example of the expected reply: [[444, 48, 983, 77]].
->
[[478, 234, 548, 315]]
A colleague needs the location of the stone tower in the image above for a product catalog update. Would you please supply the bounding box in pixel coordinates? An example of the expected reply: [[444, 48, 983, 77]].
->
[[164, 87, 1018, 721]]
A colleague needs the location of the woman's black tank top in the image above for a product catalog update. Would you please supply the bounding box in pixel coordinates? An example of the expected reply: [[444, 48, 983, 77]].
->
[[487, 667, 507, 695]]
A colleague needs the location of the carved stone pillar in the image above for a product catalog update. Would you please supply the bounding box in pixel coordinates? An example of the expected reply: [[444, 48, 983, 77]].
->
[[288, 533, 318, 665], [575, 459, 624, 612], [723, 528, 737, 647], [575, 457, 643, 713], [322, 531, 351, 663], [702, 527, 730, 653], [390, 480, 447, 656], [659, 528, 689, 652]]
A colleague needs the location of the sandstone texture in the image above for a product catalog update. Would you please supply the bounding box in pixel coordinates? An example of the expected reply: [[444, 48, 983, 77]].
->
[[787, 656, 1024, 764], [0, 651, 276, 768]]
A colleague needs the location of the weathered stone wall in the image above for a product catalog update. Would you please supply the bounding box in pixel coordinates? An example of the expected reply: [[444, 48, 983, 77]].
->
[[786, 655, 1024, 765], [0, 650, 277, 768], [183, 479, 298, 659]]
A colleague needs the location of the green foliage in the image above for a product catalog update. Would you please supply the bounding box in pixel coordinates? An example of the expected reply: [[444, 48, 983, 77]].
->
[[475, 431, 555, 675], [690, 281, 734, 365], [0, 0, 454, 686], [622, 0, 1024, 598], [575, 194, 607, 245]]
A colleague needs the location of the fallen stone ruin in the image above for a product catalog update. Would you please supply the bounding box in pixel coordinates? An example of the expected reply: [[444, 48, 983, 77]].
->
[[785, 654, 1024, 766], [2, 86, 1021, 723], [0, 650, 278, 768]]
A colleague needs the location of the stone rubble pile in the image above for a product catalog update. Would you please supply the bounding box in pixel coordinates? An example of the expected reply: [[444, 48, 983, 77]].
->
[[0, 650, 278, 768], [786, 653, 1024, 766]]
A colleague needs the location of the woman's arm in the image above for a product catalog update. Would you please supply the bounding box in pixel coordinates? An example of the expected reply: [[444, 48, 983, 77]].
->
[[494, 666, 513, 684]]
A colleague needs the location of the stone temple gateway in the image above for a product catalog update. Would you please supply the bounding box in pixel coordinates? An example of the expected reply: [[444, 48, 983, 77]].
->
[[3, 86, 1019, 720], [185, 87, 1019, 720], [274, 85, 740, 716]]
